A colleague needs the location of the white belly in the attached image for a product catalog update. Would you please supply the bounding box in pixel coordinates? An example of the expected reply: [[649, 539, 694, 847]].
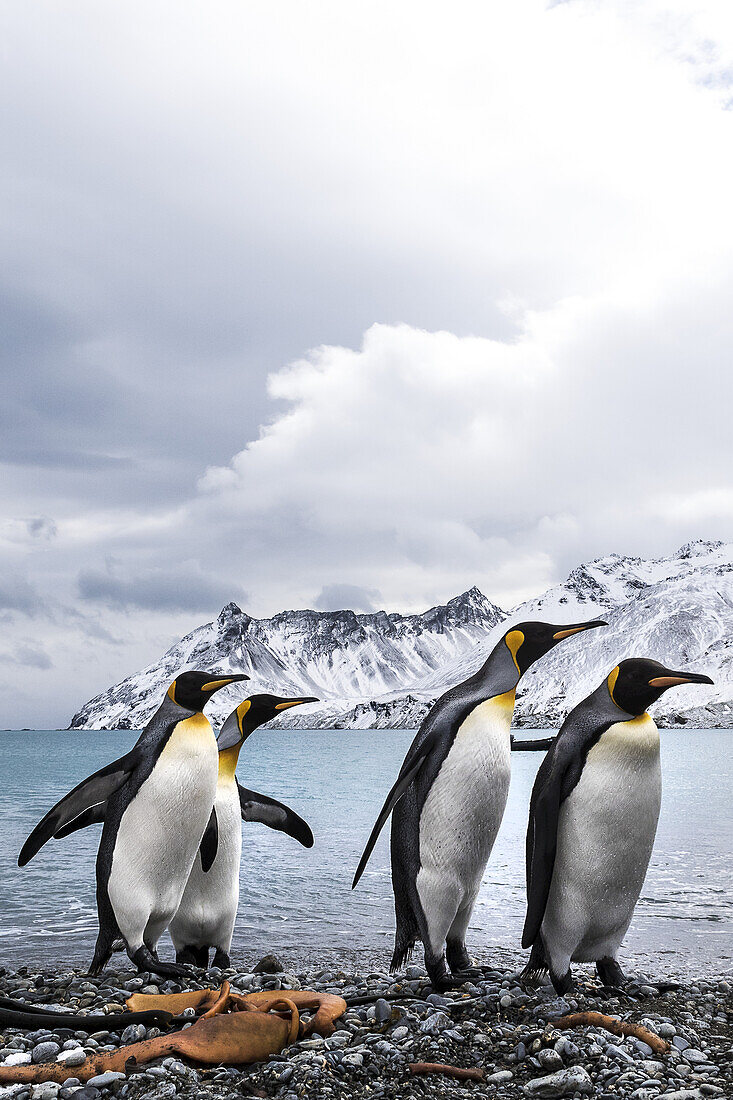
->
[[418, 692, 514, 898], [542, 713, 661, 971], [169, 780, 242, 952], [107, 714, 219, 950]]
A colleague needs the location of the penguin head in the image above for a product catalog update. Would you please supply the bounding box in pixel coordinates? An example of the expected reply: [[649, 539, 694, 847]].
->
[[167, 670, 250, 713], [216, 694, 319, 751], [503, 619, 607, 676], [607, 658, 713, 717]]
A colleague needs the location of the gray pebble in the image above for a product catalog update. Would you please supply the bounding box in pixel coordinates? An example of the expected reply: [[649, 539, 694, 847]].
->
[[523, 1065, 594, 1096], [85, 1073, 126, 1088], [56, 1049, 87, 1067], [538, 1048, 564, 1072], [419, 1010, 451, 1034], [32, 1043, 61, 1063]]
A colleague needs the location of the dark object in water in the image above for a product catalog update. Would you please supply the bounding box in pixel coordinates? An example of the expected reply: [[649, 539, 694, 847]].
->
[[511, 735, 555, 751]]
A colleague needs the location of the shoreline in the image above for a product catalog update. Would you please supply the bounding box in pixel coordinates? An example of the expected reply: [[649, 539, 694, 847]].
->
[[1, 960, 730, 1100]]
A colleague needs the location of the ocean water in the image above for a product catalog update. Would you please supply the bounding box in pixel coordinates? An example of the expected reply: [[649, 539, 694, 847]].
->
[[0, 728, 730, 978]]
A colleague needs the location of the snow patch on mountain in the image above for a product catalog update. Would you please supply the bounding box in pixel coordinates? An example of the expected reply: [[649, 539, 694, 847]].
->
[[69, 540, 733, 730]]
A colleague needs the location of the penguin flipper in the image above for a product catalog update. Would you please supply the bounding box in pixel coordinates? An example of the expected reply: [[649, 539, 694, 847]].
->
[[522, 736, 586, 949], [54, 802, 107, 838], [351, 749, 429, 889], [237, 781, 314, 848], [18, 750, 140, 866], [199, 806, 219, 872]]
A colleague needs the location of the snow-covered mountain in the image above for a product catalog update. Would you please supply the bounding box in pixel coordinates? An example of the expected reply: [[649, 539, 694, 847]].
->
[[70, 540, 733, 730]]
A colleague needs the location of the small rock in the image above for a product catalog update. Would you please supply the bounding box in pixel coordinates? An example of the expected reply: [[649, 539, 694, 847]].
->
[[253, 954, 284, 974], [488, 1070, 514, 1083], [56, 1050, 87, 1067], [85, 1073, 125, 1089], [31, 1086, 59, 1100], [374, 998, 392, 1024], [524, 1065, 594, 1097], [553, 1036, 580, 1061], [3, 1053, 32, 1066], [682, 1048, 708, 1064], [32, 1043, 61, 1063], [419, 1010, 451, 1034], [119, 1024, 145, 1045], [538, 1048, 564, 1072]]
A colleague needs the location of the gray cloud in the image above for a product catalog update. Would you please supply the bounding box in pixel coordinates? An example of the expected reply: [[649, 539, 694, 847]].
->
[[25, 517, 57, 539], [0, 578, 41, 616], [14, 644, 53, 670], [77, 564, 245, 614], [314, 584, 383, 613], [1, 1, 733, 726]]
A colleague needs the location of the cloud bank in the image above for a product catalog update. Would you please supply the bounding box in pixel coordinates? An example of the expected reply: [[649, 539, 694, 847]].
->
[[1, 0, 733, 725]]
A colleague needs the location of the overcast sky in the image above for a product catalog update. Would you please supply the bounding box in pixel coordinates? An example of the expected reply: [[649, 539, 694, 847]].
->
[[2, 0, 733, 726]]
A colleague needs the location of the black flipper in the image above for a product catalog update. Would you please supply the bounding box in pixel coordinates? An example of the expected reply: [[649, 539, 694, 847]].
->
[[199, 805, 219, 873], [351, 747, 431, 889], [18, 749, 141, 866], [54, 802, 107, 838], [522, 689, 617, 949], [237, 781, 314, 848]]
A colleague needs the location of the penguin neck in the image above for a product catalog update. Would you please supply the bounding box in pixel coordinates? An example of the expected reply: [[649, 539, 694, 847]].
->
[[218, 743, 243, 782], [472, 636, 522, 700]]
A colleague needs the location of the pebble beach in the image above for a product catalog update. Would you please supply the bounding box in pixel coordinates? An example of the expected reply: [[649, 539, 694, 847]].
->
[[0, 958, 730, 1100]]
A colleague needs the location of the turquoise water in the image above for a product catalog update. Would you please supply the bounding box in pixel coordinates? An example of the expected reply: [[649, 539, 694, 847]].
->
[[0, 729, 730, 977]]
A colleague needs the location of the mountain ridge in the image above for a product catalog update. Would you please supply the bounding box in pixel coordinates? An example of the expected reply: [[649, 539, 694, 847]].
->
[[69, 540, 732, 730]]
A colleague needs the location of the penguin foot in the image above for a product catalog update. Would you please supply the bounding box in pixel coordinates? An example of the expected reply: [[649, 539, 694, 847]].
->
[[596, 957, 625, 988], [446, 939, 473, 973], [550, 968, 573, 995], [131, 946, 196, 980], [425, 952, 452, 992], [449, 968, 485, 986], [176, 945, 210, 969], [212, 949, 231, 970]]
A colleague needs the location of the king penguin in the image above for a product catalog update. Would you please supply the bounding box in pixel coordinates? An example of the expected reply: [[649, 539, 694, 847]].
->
[[522, 658, 713, 993], [19, 670, 249, 978], [352, 618, 605, 990], [169, 693, 317, 969]]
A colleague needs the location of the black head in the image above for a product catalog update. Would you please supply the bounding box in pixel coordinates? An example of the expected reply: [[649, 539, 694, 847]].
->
[[607, 658, 713, 717], [503, 618, 607, 676], [217, 693, 319, 749], [167, 670, 250, 712]]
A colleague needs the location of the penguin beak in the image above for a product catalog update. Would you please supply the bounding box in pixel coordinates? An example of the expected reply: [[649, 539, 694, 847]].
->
[[200, 674, 250, 693], [648, 670, 714, 688], [552, 619, 607, 641], [273, 696, 319, 711]]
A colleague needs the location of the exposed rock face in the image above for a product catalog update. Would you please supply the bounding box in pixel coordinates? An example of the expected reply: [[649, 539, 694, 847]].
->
[[69, 540, 733, 730]]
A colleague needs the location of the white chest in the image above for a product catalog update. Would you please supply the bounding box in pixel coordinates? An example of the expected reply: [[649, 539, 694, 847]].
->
[[558, 713, 662, 895], [109, 715, 219, 915], [169, 777, 243, 949], [418, 692, 514, 878]]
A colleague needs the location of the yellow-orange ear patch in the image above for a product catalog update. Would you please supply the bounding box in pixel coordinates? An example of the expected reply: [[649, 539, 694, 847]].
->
[[607, 665, 620, 705], [236, 699, 252, 731], [167, 682, 178, 705], [505, 630, 525, 672]]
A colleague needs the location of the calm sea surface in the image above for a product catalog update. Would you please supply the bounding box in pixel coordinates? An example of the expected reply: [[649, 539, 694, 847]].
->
[[0, 729, 730, 977]]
